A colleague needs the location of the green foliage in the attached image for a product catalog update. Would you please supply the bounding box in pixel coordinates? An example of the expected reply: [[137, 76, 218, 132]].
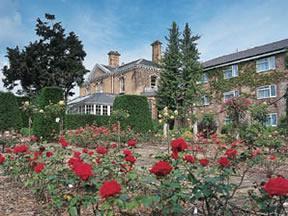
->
[[197, 113, 217, 138], [278, 116, 288, 136], [113, 95, 152, 132], [0, 92, 22, 131], [65, 114, 110, 129], [209, 63, 285, 101], [249, 102, 269, 124], [33, 87, 64, 140], [16, 96, 30, 128], [157, 22, 203, 112], [2, 13, 88, 98]]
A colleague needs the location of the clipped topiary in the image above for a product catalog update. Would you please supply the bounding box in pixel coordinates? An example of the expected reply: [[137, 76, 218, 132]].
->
[[16, 96, 30, 128], [113, 95, 152, 132], [33, 87, 64, 140], [65, 114, 110, 129], [0, 92, 22, 131]]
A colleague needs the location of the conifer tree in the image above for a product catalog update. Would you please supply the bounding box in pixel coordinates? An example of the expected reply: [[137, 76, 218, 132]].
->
[[157, 22, 181, 111], [180, 23, 203, 109]]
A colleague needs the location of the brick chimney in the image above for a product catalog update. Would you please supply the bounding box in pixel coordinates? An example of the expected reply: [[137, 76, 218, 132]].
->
[[108, 51, 120, 67], [151, 40, 162, 64]]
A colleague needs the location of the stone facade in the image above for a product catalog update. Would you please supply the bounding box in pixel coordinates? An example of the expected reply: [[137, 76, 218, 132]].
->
[[80, 41, 161, 119]]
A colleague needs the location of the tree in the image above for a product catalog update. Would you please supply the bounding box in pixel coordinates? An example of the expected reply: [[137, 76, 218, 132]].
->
[[157, 22, 181, 111], [180, 23, 203, 109], [2, 13, 88, 99], [157, 22, 203, 128]]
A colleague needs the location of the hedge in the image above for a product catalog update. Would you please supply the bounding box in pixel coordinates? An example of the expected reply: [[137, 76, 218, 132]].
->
[[113, 95, 152, 132], [33, 87, 64, 140], [65, 114, 110, 130], [0, 92, 22, 131], [16, 96, 30, 128]]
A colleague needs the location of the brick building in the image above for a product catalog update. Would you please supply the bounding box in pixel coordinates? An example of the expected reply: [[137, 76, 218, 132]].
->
[[197, 38, 288, 129], [68, 41, 161, 119]]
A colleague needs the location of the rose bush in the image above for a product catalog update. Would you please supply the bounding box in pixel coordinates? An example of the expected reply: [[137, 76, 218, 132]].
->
[[0, 130, 287, 215]]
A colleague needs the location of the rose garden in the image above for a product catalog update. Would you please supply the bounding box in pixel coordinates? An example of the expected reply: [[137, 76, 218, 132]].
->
[[0, 86, 287, 216], [0, 14, 288, 216]]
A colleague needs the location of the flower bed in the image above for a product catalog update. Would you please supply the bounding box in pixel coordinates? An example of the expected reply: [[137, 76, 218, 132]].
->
[[0, 131, 287, 215]]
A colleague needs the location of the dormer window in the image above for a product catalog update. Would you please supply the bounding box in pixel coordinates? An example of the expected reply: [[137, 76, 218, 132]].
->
[[120, 77, 125, 93], [256, 56, 275, 73], [150, 75, 158, 89], [224, 65, 238, 79]]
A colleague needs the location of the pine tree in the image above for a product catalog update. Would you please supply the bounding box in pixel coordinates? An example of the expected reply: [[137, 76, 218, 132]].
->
[[180, 23, 203, 109], [157, 22, 182, 111], [2, 13, 88, 99]]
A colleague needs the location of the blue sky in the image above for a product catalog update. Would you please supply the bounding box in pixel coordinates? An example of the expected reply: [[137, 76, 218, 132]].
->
[[0, 0, 288, 95]]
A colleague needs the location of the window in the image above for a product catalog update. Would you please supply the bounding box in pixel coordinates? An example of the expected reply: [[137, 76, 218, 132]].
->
[[265, 113, 277, 127], [120, 77, 125, 93], [150, 75, 158, 88], [197, 73, 208, 84], [102, 105, 108, 115], [256, 85, 277, 99], [201, 95, 210, 106], [256, 56, 275, 73], [96, 105, 101, 115], [223, 90, 239, 102], [79, 105, 85, 114], [86, 105, 93, 114], [224, 64, 238, 79], [96, 82, 103, 93]]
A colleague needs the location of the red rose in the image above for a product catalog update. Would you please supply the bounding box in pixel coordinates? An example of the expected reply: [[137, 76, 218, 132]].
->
[[123, 149, 132, 156], [13, 144, 29, 153], [88, 151, 94, 156], [73, 151, 81, 158], [171, 137, 188, 152], [99, 180, 121, 199], [225, 148, 238, 159], [0, 154, 5, 164], [33, 151, 42, 160], [59, 136, 69, 148], [34, 163, 45, 173], [82, 148, 88, 153], [96, 146, 108, 155], [171, 151, 179, 160], [110, 143, 117, 148], [218, 156, 230, 167], [127, 139, 137, 147], [199, 159, 209, 167], [46, 151, 53, 158], [68, 157, 82, 168], [125, 155, 136, 164], [268, 155, 276, 161], [183, 155, 195, 164], [263, 177, 288, 196], [150, 161, 173, 176], [72, 162, 93, 181]]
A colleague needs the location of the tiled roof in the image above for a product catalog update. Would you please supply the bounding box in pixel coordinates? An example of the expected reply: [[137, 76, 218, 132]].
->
[[203, 38, 288, 69]]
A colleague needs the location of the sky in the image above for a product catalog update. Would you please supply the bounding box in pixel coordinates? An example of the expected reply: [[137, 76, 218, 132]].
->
[[0, 0, 288, 96]]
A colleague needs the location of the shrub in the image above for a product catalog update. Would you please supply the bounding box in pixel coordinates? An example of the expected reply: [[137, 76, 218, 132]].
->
[[33, 87, 64, 140], [65, 114, 110, 129], [16, 96, 30, 128], [197, 113, 217, 138], [113, 95, 152, 132], [278, 116, 288, 136], [0, 92, 22, 131]]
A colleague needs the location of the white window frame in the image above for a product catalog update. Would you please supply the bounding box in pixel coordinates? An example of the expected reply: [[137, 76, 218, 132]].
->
[[95, 105, 101, 115], [256, 56, 276, 73], [224, 64, 238, 79], [102, 105, 108, 116], [223, 90, 239, 102], [197, 73, 209, 84], [119, 77, 125, 93], [201, 95, 210, 106], [265, 113, 277, 127], [150, 75, 158, 89], [256, 85, 277, 99]]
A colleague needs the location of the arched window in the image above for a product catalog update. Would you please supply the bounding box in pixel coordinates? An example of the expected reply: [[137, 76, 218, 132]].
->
[[150, 75, 158, 89], [120, 77, 125, 93]]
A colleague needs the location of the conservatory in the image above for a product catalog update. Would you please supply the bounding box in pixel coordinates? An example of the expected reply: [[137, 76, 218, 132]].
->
[[67, 93, 116, 116]]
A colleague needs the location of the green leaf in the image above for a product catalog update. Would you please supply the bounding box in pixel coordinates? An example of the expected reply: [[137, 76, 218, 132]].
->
[[68, 207, 78, 216]]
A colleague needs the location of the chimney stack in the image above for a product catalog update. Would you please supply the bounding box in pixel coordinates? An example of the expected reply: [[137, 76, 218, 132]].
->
[[151, 40, 162, 64], [108, 51, 120, 67]]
